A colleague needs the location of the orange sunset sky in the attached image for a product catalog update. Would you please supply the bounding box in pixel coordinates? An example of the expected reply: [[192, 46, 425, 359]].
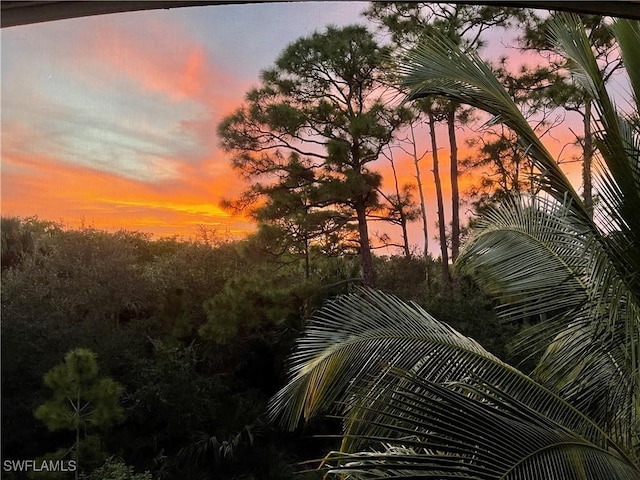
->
[[1, 2, 587, 255]]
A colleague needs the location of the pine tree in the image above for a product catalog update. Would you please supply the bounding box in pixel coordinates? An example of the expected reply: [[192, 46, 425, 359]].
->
[[218, 25, 410, 285], [35, 348, 124, 480]]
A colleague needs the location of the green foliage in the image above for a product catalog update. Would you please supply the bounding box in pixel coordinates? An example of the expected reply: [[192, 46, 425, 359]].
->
[[241, 152, 356, 277], [122, 340, 229, 440], [35, 348, 124, 479], [1, 224, 155, 326], [2, 219, 341, 478], [80, 457, 151, 480], [271, 287, 639, 478], [1, 217, 523, 479], [35, 348, 124, 432], [1, 216, 33, 270], [1, 314, 146, 464], [145, 238, 245, 337], [28, 437, 103, 480], [201, 270, 305, 344], [373, 256, 521, 361], [366, 2, 529, 48]]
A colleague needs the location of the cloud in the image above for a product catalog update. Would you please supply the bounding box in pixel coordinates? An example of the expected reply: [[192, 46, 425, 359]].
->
[[83, 19, 209, 102], [1, 149, 253, 239], [1, 5, 379, 242], [1, 9, 258, 240], [2, 11, 247, 165]]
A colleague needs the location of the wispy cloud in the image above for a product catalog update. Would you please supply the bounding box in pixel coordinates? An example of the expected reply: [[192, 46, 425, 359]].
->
[[0, 2, 380, 240], [1, 9, 258, 238], [2, 149, 252, 237]]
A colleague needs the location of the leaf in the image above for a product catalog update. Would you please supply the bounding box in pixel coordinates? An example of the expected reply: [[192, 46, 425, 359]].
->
[[324, 370, 639, 479]]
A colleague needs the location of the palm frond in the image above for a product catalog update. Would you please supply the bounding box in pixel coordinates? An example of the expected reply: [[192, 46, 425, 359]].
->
[[269, 287, 503, 430], [456, 195, 589, 320], [268, 289, 618, 451], [397, 13, 640, 463], [611, 19, 640, 115], [457, 193, 640, 459], [270, 15, 640, 480], [444, 16, 640, 458], [547, 14, 640, 254], [322, 370, 639, 479]]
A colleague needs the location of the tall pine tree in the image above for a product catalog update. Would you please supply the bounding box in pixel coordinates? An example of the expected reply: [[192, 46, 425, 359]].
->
[[218, 25, 409, 285]]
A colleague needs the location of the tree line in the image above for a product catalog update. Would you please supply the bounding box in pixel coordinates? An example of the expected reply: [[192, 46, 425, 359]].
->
[[1, 215, 511, 479]]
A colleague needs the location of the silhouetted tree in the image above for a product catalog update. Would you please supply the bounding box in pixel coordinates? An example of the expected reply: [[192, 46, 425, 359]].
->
[[218, 25, 410, 285]]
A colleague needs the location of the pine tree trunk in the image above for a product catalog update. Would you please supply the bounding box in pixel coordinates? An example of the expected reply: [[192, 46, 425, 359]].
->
[[410, 122, 429, 259], [354, 198, 375, 286], [304, 233, 310, 279], [400, 211, 410, 258], [429, 111, 451, 283], [448, 106, 460, 262]]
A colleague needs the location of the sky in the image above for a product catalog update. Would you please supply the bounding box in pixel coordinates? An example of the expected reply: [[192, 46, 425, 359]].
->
[[1, 2, 585, 254]]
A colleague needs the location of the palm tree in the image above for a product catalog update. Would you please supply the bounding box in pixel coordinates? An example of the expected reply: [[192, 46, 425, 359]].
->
[[400, 12, 640, 463], [268, 14, 640, 479]]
